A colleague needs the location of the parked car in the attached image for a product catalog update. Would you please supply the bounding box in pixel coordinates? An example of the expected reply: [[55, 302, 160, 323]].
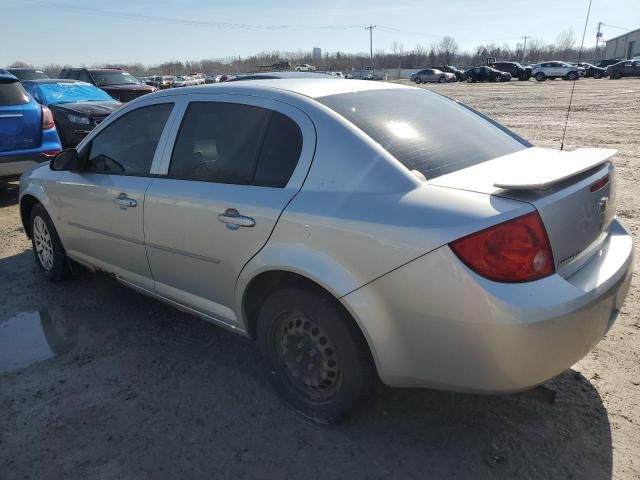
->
[[569, 62, 606, 79], [18, 79, 633, 423], [22, 80, 121, 148], [488, 61, 531, 80], [295, 64, 316, 72], [605, 60, 640, 79], [58, 68, 156, 102], [229, 72, 337, 81], [596, 58, 624, 68], [464, 66, 512, 82], [205, 75, 220, 84], [531, 62, 580, 81], [6, 68, 49, 81], [411, 68, 456, 84], [145, 75, 162, 88], [433, 65, 464, 81], [159, 76, 175, 89], [172, 76, 198, 87], [0, 71, 61, 181]]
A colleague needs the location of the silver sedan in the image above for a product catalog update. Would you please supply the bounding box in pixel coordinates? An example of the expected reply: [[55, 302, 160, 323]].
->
[[411, 68, 457, 83], [19, 79, 633, 423]]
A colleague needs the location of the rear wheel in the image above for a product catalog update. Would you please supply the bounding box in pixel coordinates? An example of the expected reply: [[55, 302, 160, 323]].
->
[[30, 204, 70, 281], [257, 287, 376, 424], [414, 77, 422, 84], [438, 76, 445, 83], [593, 71, 603, 79], [567, 71, 578, 81], [535, 72, 546, 82]]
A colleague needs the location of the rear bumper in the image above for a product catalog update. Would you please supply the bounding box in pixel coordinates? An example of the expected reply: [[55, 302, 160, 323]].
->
[[0, 152, 52, 179], [342, 218, 634, 392]]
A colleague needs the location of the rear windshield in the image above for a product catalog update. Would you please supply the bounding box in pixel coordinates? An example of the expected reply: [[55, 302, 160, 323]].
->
[[91, 71, 140, 87], [9, 69, 48, 81], [0, 80, 30, 106], [317, 88, 527, 179]]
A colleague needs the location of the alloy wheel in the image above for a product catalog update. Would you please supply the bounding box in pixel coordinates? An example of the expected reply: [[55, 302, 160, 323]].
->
[[33, 216, 54, 271]]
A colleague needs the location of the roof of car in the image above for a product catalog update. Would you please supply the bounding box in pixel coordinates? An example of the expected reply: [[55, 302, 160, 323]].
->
[[229, 71, 337, 81], [151, 78, 408, 100], [22, 78, 86, 84], [0, 71, 18, 81]]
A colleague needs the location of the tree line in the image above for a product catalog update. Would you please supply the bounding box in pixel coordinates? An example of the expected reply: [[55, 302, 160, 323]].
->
[[10, 28, 600, 76]]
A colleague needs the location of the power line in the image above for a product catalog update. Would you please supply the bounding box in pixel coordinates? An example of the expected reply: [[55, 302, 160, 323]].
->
[[23, 0, 363, 31]]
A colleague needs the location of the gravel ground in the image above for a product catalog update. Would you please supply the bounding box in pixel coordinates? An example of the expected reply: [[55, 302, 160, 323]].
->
[[1, 78, 639, 480]]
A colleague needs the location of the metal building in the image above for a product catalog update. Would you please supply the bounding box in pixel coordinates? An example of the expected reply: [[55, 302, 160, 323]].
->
[[604, 28, 640, 60]]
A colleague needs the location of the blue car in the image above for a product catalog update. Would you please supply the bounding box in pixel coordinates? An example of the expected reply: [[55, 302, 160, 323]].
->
[[0, 70, 62, 181]]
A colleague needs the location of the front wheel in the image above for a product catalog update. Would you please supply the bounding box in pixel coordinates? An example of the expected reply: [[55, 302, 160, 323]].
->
[[30, 204, 70, 281], [610, 71, 622, 79], [466, 76, 474, 83], [566, 72, 578, 81], [414, 77, 422, 84], [438, 76, 445, 83], [593, 72, 603, 79], [257, 287, 376, 424], [535, 72, 546, 82]]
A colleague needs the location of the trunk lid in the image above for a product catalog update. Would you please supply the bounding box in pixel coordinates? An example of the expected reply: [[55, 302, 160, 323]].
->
[[429, 147, 617, 278]]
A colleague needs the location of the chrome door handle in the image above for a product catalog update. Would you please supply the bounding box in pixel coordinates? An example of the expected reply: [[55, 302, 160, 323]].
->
[[114, 193, 137, 210], [218, 208, 255, 230]]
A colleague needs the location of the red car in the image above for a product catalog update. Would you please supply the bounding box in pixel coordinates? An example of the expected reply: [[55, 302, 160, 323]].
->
[[57, 67, 156, 102]]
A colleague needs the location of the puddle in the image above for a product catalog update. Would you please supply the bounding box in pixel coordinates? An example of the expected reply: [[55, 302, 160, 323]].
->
[[0, 310, 79, 373]]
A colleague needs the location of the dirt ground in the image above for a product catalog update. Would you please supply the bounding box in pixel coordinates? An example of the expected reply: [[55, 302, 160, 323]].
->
[[1, 78, 639, 480]]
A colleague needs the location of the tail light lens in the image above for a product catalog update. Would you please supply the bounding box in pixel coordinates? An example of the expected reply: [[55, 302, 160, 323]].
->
[[450, 211, 554, 283], [41, 106, 55, 130]]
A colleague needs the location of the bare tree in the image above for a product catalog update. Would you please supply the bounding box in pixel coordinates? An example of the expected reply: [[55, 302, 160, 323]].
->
[[556, 28, 576, 60], [437, 36, 459, 65], [9, 60, 32, 68]]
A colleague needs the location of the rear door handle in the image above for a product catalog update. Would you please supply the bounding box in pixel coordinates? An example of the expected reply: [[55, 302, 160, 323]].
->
[[218, 208, 255, 230], [114, 192, 137, 210]]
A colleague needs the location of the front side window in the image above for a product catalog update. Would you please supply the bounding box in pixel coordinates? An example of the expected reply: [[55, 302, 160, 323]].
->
[[168, 102, 302, 187], [317, 89, 527, 180], [84, 103, 173, 175]]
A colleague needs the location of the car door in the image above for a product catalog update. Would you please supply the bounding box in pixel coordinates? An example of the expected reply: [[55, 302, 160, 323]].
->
[[55, 101, 175, 290], [143, 94, 315, 327], [633, 61, 640, 76]]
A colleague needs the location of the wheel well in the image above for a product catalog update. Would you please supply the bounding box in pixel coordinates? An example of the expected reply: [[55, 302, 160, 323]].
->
[[243, 271, 355, 340], [20, 195, 40, 237]]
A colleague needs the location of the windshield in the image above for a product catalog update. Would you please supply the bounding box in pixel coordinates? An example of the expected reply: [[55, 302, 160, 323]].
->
[[9, 69, 49, 80], [91, 71, 140, 86], [37, 82, 114, 104], [317, 88, 527, 180]]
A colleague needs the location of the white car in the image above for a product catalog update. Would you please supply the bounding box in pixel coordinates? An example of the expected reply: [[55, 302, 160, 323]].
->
[[531, 62, 580, 81], [295, 64, 316, 72]]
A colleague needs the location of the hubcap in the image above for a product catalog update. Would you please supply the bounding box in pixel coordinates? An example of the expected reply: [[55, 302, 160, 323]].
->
[[277, 314, 340, 400], [33, 216, 54, 271]]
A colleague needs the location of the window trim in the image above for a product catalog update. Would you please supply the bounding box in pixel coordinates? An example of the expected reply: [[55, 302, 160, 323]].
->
[[152, 93, 316, 191]]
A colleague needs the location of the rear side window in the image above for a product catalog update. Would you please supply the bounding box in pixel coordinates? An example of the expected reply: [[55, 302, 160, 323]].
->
[[169, 102, 302, 187], [84, 103, 173, 175], [0, 80, 29, 106], [317, 89, 527, 179]]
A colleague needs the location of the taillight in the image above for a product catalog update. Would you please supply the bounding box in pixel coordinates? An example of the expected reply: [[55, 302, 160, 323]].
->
[[41, 106, 55, 130], [449, 211, 554, 283]]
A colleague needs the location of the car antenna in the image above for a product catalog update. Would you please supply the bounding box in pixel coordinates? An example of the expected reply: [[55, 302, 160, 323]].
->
[[560, 0, 592, 151]]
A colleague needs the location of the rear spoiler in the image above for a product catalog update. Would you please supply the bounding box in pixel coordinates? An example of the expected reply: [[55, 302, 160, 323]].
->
[[492, 147, 616, 190]]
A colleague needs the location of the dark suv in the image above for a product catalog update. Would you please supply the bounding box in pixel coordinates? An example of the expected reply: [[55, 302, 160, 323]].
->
[[58, 68, 156, 102], [489, 61, 531, 80], [606, 60, 640, 79]]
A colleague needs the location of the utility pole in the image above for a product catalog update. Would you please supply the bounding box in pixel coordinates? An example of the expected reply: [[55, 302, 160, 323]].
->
[[365, 25, 376, 68], [595, 22, 603, 59], [521, 35, 530, 63]]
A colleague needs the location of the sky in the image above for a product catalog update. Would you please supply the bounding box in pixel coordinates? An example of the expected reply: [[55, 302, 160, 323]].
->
[[2, 0, 639, 66]]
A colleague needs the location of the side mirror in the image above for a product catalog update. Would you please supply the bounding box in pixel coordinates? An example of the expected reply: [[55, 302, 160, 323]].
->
[[50, 149, 83, 171]]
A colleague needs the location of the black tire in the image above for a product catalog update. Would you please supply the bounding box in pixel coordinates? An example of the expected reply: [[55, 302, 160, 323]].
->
[[30, 203, 70, 281], [567, 71, 578, 81], [414, 77, 421, 84], [438, 76, 445, 83], [610, 70, 621, 79], [518, 73, 528, 81], [593, 72, 603, 79], [535, 72, 546, 82], [466, 76, 474, 83], [257, 286, 376, 424]]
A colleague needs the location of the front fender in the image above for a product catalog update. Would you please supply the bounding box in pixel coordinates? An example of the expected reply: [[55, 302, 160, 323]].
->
[[19, 165, 64, 236]]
